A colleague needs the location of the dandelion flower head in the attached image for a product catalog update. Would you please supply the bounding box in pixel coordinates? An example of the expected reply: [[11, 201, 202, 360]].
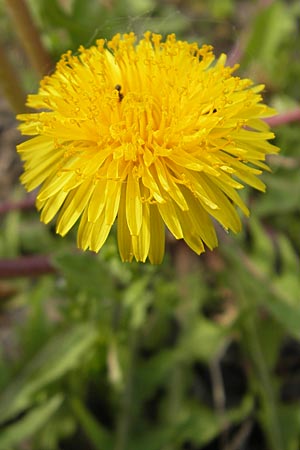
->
[[17, 32, 278, 263]]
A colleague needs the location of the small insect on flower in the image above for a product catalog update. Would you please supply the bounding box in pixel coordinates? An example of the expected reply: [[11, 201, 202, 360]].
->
[[115, 84, 124, 102], [17, 32, 279, 263]]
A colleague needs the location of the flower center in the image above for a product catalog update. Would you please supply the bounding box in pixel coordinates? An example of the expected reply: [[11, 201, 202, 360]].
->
[[108, 86, 174, 167]]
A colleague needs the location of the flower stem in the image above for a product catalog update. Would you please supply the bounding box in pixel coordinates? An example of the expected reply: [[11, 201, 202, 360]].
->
[[5, 0, 53, 77], [0, 41, 28, 113], [114, 330, 138, 450], [165, 242, 199, 426], [243, 311, 283, 450]]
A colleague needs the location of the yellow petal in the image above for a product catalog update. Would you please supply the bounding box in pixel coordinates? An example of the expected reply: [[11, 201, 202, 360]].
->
[[126, 170, 143, 235], [105, 180, 122, 225], [157, 197, 183, 239], [132, 200, 150, 262], [88, 179, 107, 223], [148, 204, 165, 264], [40, 190, 68, 223], [56, 179, 95, 236], [117, 184, 133, 262]]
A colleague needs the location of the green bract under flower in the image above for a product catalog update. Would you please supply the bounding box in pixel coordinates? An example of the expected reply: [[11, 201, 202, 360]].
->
[[17, 32, 279, 263]]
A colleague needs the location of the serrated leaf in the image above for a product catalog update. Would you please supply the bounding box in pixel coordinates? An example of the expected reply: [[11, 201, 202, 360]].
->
[[70, 397, 112, 449], [0, 323, 97, 423], [247, 218, 275, 275], [136, 350, 177, 402], [124, 277, 152, 329], [264, 295, 300, 339], [177, 318, 226, 363], [53, 252, 114, 299], [272, 234, 300, 303], [130, 426, 175, 450], [131, 396, 254, 450], [0, 394, 63, 450], [254, 172, 300, 216], [277, 405, 300, 450], [243, 1, 294, 69]]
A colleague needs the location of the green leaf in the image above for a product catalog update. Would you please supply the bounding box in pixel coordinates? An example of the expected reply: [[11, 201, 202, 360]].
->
[[179, 398, 253, 447], [242, 1, 294, 69], [226, 224, 300, 337], [177, 318, 226, 363], [126, 0, 155, 14], [272, 234, 300, 304], [53, 252, 114, 299], [177, 405, 225, 446], [254, 172, 300, 217], [130, 426, 175, 450], [0, 394, 63, 450], [246, 218, 275, 276], [277, 405, 300, 450], [264, 295, 300, 339], [136, 350, 177, 402], [70, 397, 112, 449], [124, 277, 152, 329], [131, 396, 254, 450], [0, 323, 98, 423]]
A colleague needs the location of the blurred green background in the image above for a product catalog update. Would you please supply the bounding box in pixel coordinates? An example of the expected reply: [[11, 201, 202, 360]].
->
[[0, 1, 299, 449]]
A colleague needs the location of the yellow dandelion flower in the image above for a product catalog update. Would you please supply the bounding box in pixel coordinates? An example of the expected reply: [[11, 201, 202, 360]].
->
[[17, 32, 278, 264]]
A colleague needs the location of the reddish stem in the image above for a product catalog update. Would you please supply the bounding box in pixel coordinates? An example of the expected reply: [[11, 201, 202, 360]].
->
[[0, 196, 36, 215], [265, 108, 300, 127], [0, 255, 56, 278]]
